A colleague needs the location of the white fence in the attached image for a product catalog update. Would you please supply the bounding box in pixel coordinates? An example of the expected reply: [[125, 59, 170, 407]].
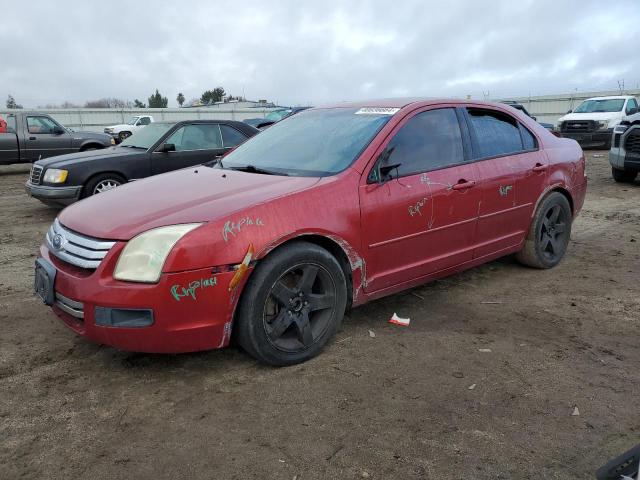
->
[[495, 89, 640, 124], [0, 107, 277, 132]]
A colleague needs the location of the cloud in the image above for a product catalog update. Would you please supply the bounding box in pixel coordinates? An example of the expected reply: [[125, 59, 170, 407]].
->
[[1, 0, 639, 107]]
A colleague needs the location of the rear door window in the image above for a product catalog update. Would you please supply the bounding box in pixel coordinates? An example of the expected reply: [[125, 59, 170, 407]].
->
[[220, 124, 248, 148], [520, 125, 537, 150], [379, 108, 465, 178], [6, 115, 17, 133], [466, 109, 523, 158]]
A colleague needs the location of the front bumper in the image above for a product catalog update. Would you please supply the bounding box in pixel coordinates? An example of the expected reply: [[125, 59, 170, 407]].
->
[[561, 129, 613, 148], [25, 182, 83, 206], [37, 245, 240, 353]]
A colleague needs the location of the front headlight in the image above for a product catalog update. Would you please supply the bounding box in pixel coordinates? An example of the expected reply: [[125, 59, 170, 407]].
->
[[596, 120, 611, 130], [114, 223, 203, 283], [110, 138, 116, 145], [43, 169, 68, 184]]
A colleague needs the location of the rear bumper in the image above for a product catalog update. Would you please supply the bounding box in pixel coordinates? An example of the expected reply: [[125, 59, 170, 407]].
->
[[561, 130, 612, 148], [38, 245, 238, 353], [25, 182, 82, 205]]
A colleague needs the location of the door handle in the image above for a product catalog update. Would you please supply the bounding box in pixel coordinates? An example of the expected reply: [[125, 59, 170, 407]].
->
[[29, 137, 36, 140], [532, 163, 547, 172], [452, 179, 476, 191]]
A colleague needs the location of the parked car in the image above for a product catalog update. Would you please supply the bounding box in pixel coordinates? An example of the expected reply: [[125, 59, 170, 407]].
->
[[556, 95, 640, 149], [104, 115, 154, 143], [244, 107, 310, 130], [34, 99, 586, 366], [25, 120, 259, 206], [0, 112, 114, 165], [609, 119, 640, 183], [0, 114, 6, 133], [501, 101, 555, 131]]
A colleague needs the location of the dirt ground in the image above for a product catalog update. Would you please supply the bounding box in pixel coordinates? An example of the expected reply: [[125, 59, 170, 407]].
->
[[0, 151, 638, 480]]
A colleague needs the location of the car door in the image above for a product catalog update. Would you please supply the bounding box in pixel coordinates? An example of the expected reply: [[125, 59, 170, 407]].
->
[[151, 123, 226, 175], [24, 115, 73, 161], [359, 107, 481, 292], [0, 115, 21, 164], [464, 107, 548, 258]]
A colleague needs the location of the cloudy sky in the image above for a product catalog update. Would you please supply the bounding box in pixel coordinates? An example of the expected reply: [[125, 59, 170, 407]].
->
[[2, 0, 639, 108]]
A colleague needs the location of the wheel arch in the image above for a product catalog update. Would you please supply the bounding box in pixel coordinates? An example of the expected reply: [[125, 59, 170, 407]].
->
[[79, 142, 105, 151], [533, 184, 575, 217], [255, 234, 357, 309], [82, 171, 128, 196]]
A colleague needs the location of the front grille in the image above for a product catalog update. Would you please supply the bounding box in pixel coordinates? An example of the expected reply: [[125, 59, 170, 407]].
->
[[46, 218, 116, 269], [624, 129, 640, 154], [30, 165, 43, 185], [55, 292, 84, 319], [561, 120, 595, 133]]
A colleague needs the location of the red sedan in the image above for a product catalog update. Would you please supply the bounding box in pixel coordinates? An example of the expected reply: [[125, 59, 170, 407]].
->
[[35, 99, 587, 365]]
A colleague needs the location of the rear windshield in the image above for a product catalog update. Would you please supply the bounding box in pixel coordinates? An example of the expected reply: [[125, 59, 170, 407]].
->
[[573, 99, 625, 113]]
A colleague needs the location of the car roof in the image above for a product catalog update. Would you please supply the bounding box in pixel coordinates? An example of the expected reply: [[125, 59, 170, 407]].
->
[[313, 98, 524, 112], [585, 96, 634, 100]]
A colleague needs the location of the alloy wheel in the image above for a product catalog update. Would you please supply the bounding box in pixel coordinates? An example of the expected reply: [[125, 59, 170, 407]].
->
[[539, 204, 568, 262], [263, 263, 336, 352], [93, 179, 121, 194]]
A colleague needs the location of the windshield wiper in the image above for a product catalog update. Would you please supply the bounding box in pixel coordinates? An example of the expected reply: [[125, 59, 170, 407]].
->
[[228, 164, 288, 176], [120, 145, 145, 149]]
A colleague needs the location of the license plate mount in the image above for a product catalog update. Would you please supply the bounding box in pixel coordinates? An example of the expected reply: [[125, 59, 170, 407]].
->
[[34, 258, 56, 306]]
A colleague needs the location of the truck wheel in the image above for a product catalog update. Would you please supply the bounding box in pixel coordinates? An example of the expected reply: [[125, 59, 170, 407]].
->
[[611, 167, 638, 183], [84, 173, 125, 197], [516, 192, 572, 269], [235, 241, 347, 366], [118, 131, 131, 142]]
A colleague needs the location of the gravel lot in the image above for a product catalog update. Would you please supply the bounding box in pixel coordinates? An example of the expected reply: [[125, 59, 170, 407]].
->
[[1, 151, 639, 479]]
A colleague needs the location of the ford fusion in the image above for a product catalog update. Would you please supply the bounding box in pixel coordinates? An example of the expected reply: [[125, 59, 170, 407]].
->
[[34, 99, 587, 366]]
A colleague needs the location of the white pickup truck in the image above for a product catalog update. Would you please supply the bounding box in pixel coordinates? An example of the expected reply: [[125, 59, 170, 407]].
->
[[104, 115, 154, 143], [556, 96, 639, 149]]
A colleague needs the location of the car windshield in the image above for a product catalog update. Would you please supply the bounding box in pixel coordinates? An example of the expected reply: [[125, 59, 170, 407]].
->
[[125, 116, 140, 125], [573, 99, 625, 113], [221, 108, 393, 176], [119, 123, 174, 149]]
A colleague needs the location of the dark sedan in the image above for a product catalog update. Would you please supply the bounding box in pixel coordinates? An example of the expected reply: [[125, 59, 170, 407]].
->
[[25, 120, 259, 206]]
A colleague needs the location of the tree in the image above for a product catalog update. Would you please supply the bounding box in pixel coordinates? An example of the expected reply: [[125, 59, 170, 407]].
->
[[134, 99, 146, 108], [200, 87, 226, 105], [176, 92, 185, 107], [148, 89, 168, 108], [6, 95, 23, 109], [84, 98, 131, 108]]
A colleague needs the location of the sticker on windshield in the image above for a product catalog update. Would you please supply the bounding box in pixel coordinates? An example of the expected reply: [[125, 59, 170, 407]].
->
[[355, 107, 400, 115]]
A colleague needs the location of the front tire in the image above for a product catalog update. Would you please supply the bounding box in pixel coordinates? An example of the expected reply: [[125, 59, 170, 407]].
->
[[118, 131, 131, 142], [612, 167, 638, 183], [516, 192, 572, 269], [235, 241, 347, 366], [84, 173, 125, 197]]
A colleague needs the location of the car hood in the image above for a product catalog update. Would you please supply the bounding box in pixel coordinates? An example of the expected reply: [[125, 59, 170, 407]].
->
[[559, 112, 621, 123], [58, 167, 321, 240], [35, 146, 145, 169]]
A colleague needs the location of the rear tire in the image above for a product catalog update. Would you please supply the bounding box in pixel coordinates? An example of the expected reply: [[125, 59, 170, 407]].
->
[[83, 173, 125, 198], [235, 241, 347, 366], [516, 192, 572, 269], [612, 167, 638, 183]]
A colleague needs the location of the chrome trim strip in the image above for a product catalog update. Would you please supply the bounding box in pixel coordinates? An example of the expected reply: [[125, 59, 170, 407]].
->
[[46, 218, 116, 269], [53, 219, 116, 250], [55, 292, 84, 319]]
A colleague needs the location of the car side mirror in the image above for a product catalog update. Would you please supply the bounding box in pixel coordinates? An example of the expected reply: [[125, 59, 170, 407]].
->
[[53, 126, 65, 135], [532, 116, 537, 121], [379, 163, 401, 183], [158, 143, 175, 152], [567, 109, 572, 114]]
